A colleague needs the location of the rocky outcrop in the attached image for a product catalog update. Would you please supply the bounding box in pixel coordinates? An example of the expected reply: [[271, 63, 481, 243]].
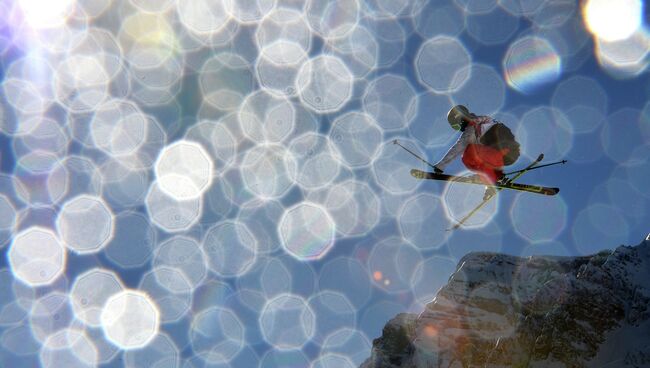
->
[[362, 237, 650, 367], [362, 313, 418, 368]]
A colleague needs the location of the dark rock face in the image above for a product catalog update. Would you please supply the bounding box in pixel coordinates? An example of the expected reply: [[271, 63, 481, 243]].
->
[[363, 313, 418, 368], [362, 238, 650, 368]]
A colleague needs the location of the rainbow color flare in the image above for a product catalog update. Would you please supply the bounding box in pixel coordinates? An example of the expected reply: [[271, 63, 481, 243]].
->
[[503, 36, 562, 94]]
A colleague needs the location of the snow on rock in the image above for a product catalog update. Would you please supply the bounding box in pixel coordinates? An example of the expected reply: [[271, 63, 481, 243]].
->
[[361, 238, 650, 367]]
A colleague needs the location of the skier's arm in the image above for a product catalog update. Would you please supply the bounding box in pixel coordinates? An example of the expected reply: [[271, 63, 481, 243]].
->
[[434, 129, 472, 170]]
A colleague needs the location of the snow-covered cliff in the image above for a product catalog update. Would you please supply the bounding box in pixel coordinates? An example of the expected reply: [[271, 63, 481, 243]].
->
[[362, 236, 650, 367]]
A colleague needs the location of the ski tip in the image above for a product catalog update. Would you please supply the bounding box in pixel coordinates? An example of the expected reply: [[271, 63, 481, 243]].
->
[[410, 169, 425, 179], [542, 187, 560, 195], [536, 153, 544, 161]]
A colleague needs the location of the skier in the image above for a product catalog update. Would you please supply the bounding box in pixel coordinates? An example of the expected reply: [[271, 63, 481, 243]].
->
[[433, 105, 520, 200]]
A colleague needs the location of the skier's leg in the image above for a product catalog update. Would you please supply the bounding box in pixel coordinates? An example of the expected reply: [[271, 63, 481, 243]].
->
[[482, 147, 506, 184], [462, 144, 504, 184]]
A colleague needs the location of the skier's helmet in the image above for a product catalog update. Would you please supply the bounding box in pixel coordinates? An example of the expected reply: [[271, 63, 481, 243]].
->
[[447, 105, 471, 130]]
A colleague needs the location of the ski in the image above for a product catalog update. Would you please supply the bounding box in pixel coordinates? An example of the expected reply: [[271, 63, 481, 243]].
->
[[410, 169, 559, 196], [448, 154, 546, 230]]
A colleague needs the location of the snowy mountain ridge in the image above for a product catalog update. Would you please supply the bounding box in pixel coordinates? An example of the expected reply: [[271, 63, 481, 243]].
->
[[362, 235, 650, 367]]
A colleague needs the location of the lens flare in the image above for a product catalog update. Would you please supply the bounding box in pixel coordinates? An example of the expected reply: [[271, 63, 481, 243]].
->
[[583, 0, 643, 41], [280, 201, 336, 261], [8, 227, 66, 287], [259, 293, 315, 350], [100, 290, 160, 350], [18, 0, 75, 29], [504, 36, 561, 94]]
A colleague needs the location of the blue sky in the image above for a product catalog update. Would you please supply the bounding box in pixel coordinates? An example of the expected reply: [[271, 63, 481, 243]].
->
[[0, 1, 649, 367]]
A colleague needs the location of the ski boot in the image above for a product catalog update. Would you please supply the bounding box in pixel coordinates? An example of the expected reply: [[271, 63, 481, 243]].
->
[[483, 186, 496, 201], [483, 172, 506, 200]]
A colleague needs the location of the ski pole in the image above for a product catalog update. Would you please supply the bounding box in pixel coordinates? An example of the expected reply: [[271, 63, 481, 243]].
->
[[392, 139, 437, 170], [503, 159, 567, 176]]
